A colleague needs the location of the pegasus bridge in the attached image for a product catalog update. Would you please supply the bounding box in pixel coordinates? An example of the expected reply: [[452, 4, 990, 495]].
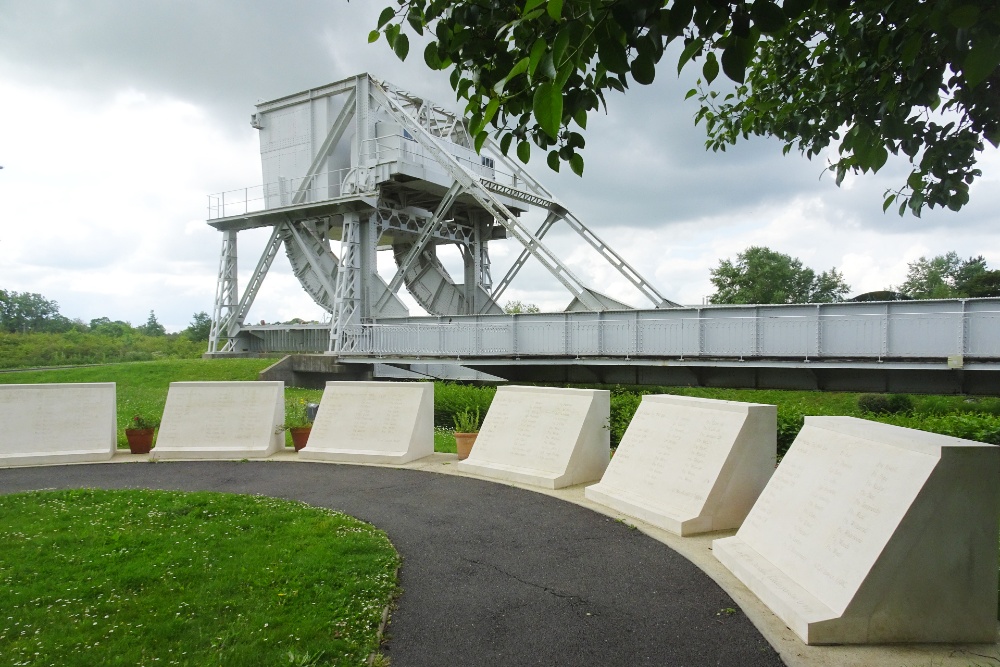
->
[[205, 73, 1000, 395]]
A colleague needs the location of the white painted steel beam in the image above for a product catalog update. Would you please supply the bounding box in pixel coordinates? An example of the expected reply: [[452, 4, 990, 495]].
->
[[371, 81, 607, 312]]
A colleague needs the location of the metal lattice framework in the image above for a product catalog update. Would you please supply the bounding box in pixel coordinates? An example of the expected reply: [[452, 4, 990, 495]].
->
[[206, 73, 675, 354]]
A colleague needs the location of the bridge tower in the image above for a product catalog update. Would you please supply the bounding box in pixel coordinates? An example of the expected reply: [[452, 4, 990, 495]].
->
[[207, 73, 677, 355]]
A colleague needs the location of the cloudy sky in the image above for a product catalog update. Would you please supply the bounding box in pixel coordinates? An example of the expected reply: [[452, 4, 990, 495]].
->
[[1, 1, 998, 332]]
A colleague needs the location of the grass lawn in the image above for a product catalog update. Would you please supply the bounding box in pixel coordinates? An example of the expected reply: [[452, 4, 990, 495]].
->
[[0, 489, 399, 667]]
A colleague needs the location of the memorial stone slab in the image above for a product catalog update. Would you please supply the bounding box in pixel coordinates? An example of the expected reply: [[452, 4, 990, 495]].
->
[[151, 381, 284, 460], [0, 383, 116, 466], [298, 381, 433, 464], [714, 416, 1000, 644], [585, 395, 775, 535], [456, 386, 610, 489]]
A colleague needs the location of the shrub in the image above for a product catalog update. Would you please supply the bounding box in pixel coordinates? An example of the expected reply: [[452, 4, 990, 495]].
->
[[776, 409, 804, 457], [609, 391, 642, 447], [857, 393, 912, 415], [433, 382, 496, 429]]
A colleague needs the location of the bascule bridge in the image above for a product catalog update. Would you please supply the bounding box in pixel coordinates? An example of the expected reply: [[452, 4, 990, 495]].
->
[[208, 73, 674, 357], [206, 73, 1000, 394]]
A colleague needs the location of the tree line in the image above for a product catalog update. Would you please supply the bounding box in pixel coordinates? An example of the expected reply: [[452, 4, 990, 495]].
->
[[708, 247, 1000, 305], [0, 289, 211, 340], [0, 290, 213, 369]]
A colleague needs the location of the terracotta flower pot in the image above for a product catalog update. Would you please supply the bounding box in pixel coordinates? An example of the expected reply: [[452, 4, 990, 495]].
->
[[454, 432, 478, 460], [290, 426, 312, 451], [125, 428, 154, 454]]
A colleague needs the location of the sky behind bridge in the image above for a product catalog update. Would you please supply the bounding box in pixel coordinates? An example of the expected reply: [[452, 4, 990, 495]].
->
[[1, 1, 998, 332]]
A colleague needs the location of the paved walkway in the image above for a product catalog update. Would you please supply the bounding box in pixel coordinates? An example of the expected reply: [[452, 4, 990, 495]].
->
[[2, 455, 998, 667]]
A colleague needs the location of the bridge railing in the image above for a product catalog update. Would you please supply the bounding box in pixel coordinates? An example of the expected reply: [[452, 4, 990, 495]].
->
[[327, 300, 1000, 361]]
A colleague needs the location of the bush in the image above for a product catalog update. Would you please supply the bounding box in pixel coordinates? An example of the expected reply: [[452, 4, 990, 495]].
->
[[609, 391, 642, 447], [776, 409, 804, 457], [857, 393, 913, 415], [433, 383, 496, 429]]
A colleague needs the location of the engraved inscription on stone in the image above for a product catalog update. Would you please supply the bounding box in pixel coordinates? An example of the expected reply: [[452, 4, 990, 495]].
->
[[324, 385, 412, 449], [475, 389, 591, 473], [599, 400, 745, 516], [160, 384, 279, 448], [0, 383, 115, 455], [737, 427, 937, 614]]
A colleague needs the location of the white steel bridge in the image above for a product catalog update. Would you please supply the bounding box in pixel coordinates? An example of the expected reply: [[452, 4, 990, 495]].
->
[[205, 74, 1000, 394]]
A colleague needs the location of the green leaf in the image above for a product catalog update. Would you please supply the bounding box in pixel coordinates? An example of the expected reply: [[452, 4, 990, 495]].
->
[[552, 27, 571, 66], [393, 33, 409, 61], [677, 38, 704, 74], [547, 150, 561, 172], [496, 57, 530, 94], [685, 87, 697, 99], [963, 38, 1000, 88], [948, 5, 980, 29], [882, 194, 896, 213], [750, 0, 787, 34], [474, 130, 488, 154], [598, 37, 630, 75], [569, 153, 584, 176], [522, 0, 546, 17], [500, 133, 514, 155], [377, 7, 395, 29], [517, 140, 531, 163], [483, 98, 500, 126], [871, 145, 889, 172], [573, 107, 587, 129], [532, 82, 563, 140], [702, 52, 719, 84], [721, 38, 752, 84], [547, 0, 563, 21], [631, 53, 656, 85], [529, 38, 547, 77], [423, 42, 440, 69]]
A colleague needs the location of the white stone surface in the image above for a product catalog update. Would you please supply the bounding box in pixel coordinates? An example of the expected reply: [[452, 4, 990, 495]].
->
[[456, 386, 610, 489], [585, 394, 775, 535], [151, 381, 284, 459], [298, 381, 433, 464], [0, 383, 116, 466], [714, 416, 1000, 645]]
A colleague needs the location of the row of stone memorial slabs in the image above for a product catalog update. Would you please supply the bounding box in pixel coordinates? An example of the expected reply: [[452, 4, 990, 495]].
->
[[1, 381, 999, 667]]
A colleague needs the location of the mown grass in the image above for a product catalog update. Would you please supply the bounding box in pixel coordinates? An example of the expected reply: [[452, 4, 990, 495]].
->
[[0, 489, 399, 667]]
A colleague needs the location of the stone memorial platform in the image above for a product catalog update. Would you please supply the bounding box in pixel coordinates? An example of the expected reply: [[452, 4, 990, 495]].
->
[[0, 383, 116, 466], [713, 416, 1000, 645], [298, 381, 433, 464], [585, 394, 775, 535], [456, 385, 610, 489], [151, 381, 284, 460]]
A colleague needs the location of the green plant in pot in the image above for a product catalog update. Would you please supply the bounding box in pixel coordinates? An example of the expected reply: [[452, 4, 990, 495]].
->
[[125, 414, 159, 455], [453, 407, 481, 461], [276, 398, 316, 451]]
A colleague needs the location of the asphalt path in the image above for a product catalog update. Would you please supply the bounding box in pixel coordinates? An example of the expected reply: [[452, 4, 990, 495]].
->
[[0, 462, 785, 666]]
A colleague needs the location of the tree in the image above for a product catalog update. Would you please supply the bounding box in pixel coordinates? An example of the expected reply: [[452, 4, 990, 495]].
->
[[897, 252, 988, 298], [963, 270, 1000, 298], [89, 317, 134, 337], [503, 300, 541, 314], [138, 310, 166, 337], [184, 311, 212, 341], [373, 0, 999, 215], [709, 246, 850, 304], [0, 289, 69, 333]]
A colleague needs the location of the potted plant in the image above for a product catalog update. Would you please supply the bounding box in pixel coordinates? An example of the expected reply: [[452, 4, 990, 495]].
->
[[125, 414, 159, 454], [453, 407, 481, 460], [276, 398, 315, 451]]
